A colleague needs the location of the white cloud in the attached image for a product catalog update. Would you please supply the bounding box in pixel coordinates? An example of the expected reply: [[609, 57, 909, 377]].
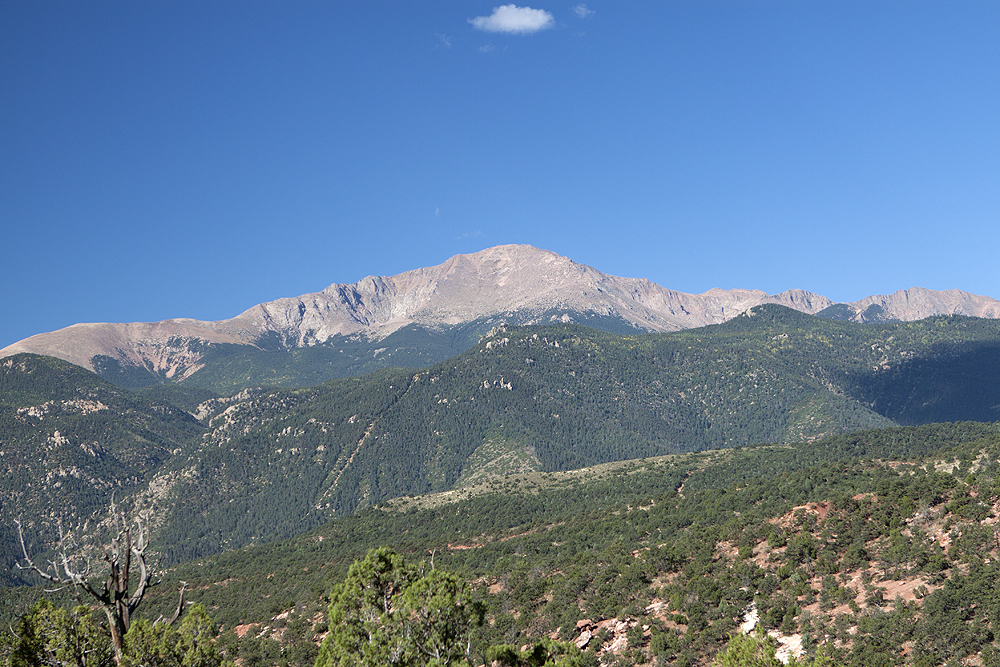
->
[[479, 43, 496, 53], [469, 5, 555, 34], [573, 4, 594, 18], [435, 33, 452, 48]]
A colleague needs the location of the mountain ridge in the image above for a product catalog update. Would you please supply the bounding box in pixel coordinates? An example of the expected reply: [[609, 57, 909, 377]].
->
[[4, 244, 999, 385], [4, 310, 1000, 578]]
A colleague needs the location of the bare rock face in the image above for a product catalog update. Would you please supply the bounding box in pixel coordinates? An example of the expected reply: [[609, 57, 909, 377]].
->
[[0, 320, 247, 381], [846, 287, 1000, 321], [3, 244, 999, 380], [215, 245, 835, 339]]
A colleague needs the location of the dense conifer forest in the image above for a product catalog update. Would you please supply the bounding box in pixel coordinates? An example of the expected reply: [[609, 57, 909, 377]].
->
[[3, 311, 1000, 665], [5, 421, 999, 665]]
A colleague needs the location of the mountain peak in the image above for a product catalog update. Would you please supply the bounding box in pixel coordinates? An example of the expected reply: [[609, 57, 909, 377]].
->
[[3, 245, 999, 385]]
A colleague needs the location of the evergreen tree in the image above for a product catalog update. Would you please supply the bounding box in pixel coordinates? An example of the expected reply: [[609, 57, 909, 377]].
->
[[315, 548, 484, 667], [8, 603, 229, 667], [10, 601, 113, 667]]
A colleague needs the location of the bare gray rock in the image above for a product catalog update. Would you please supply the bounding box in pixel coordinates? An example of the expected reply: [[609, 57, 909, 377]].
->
[[3, 244, 998, 379]]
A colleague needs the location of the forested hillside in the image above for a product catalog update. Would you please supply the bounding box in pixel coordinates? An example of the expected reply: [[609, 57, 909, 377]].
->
[[7, 421, 996, 666], [149, 310, 1000, 561], [145, 422, 1000, 666], [5, 310, 1000, 574], [168, 311, 648, 393], [0, 355, 204, 585]]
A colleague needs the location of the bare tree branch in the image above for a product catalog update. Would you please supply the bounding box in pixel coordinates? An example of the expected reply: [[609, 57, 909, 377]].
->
[[157, 581, 190, 626], [15, 506, 183, 667]]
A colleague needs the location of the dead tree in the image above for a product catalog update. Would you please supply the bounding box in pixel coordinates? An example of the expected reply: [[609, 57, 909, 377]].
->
[[15, 506, 187, 666]]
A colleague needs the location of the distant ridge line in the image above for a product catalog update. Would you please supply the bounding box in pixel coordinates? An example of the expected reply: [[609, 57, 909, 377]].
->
[[3, 244, 999, 381]]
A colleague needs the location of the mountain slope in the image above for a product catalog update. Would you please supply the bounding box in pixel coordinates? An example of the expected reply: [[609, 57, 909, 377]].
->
[[819, 286, 1000, 322], [0, 354, 205, 584], [5, 245, 998, 390], [124, 311, 1000, 563], [76, 422, 1000, 667], [5, 309, 1000, 571]]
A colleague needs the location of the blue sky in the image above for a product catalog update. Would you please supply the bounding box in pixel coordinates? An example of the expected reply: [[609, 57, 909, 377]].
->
[[2, 1, 998, 348]]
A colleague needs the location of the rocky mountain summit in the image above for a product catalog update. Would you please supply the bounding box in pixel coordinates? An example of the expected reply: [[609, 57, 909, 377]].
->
[[3, 244, 999, 384]]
